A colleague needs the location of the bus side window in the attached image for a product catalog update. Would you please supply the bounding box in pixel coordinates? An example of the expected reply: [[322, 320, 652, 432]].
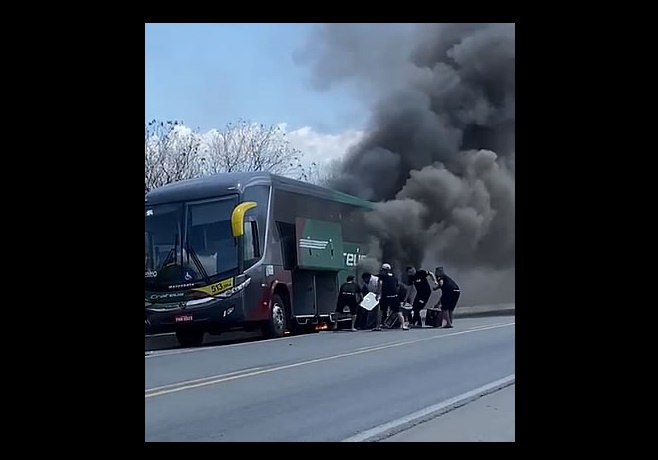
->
[[243, 219, 261, 269], [242, 185, 269, 252]]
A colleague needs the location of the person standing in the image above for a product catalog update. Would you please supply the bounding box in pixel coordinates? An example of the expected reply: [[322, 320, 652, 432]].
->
[[374, 263, 408, 331], [434, 267, 461, 328], [404, 266, 438, 327], [357, 271, 380, 329], [336, 275, 361, 331], [361, 272, 379, 296]]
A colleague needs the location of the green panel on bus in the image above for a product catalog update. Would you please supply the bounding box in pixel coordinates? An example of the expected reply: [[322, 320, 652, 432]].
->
[[337, 242, 368, 286], [295, 218, 345, 271]]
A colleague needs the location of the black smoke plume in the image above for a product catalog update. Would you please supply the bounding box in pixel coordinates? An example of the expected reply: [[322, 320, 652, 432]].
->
[[296, 23, 515, 304]]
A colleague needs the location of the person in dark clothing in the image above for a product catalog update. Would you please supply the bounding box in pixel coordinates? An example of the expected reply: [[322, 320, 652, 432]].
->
[[404, 266, 438, 327], [434, 267, 461, 328], [336, 275, 361, 331], [398, 283, 412, 324], [374, 263, 408, 331]]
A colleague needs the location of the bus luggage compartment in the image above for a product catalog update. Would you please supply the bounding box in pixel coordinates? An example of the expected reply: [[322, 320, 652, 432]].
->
[[291, 269, 338, 327]]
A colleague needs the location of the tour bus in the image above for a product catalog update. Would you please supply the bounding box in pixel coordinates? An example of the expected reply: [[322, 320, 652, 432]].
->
[[145, 172, 376, 347]]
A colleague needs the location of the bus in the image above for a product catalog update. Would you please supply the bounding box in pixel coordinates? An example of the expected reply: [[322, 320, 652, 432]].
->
[[145, 172, 376, 347]]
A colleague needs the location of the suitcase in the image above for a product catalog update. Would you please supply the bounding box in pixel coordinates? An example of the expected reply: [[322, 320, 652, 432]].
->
[[425, 308, 442, 328], [384, 311, 400, 328], [356, 306, 379, 330], [384, 303, 412, 329]]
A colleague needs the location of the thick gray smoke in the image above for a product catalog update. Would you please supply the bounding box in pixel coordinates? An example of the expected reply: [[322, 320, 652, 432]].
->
[[296, 23, 515, 304]]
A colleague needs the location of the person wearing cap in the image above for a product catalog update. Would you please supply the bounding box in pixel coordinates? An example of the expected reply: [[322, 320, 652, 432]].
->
[[374, 263, 408, 331], [433, 266, 461, 328]]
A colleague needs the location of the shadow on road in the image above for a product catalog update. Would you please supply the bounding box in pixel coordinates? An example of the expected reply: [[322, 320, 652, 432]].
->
[[145, 327, 399, 352], [145, 306, 514, 353], [146, 323, 347, 352], [145, 313, 514, 353], [145, 331, 272, 352]]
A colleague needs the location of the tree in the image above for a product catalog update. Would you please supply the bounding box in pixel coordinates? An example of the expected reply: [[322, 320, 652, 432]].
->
[[302, 158, 342, 187], [200, 120, 305, 179], [145, 120, 203, 193], [145, 119, 334, 193]]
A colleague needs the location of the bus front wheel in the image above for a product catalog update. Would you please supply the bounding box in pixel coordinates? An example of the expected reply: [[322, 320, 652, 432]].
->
[[263, 294, 287, 338], [175, 330, 205, 348]]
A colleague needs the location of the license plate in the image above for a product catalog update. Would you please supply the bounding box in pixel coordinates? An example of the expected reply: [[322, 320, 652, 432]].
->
[[175, 314, 193, 323]]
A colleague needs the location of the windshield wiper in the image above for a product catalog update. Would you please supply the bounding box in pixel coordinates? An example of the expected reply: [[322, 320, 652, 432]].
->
[[158, 233, 179, 271], [184, 232, 210, 283]]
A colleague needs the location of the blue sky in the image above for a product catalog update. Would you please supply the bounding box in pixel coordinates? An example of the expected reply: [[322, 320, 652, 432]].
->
[[145, 23, 367, 134]]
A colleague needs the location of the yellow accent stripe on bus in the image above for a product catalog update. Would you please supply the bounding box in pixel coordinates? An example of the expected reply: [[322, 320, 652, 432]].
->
[[192, 277, 234, 296]]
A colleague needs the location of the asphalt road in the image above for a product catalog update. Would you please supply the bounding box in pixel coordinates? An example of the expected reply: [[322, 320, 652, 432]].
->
[[383, 384, 515, 442], [145, 316, 515, 442], [144, 304, 515, 353]]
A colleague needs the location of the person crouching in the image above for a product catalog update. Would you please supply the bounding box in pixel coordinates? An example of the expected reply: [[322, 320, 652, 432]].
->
[[336, 275, 361, 331]]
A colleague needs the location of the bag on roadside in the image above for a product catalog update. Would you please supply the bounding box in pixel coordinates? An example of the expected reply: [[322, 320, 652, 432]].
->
[[425, 308, 442, 328], [384, 310, 400, 328], [356, 306, 379, 330]]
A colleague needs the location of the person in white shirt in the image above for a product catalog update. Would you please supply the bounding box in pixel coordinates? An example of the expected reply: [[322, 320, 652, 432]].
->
[[358, 272, 380, 329], [361, 271, 379, 295]]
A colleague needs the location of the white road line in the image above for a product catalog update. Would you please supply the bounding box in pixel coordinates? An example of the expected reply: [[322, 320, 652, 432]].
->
[[341, 374, 516, 442], [146, 332, 310, 358], [147, 318, 510, 358], [145, 368, 263, 394], [145, 322, 514, 400], [356, 321, 513, 351], [467, 321, 509, 331], [354, 340, 409, 351], [356, 338, 416, 352]]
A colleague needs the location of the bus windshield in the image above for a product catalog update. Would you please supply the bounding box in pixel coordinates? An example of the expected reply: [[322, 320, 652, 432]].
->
[[145, 195, 239, 290]]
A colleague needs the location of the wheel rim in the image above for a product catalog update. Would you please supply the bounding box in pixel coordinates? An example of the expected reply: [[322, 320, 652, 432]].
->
[[272, 302, 285, 333]]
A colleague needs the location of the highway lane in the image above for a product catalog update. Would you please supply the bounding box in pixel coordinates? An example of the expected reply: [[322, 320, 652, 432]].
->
[[383, 384, 515, 442], [145, 316, 515, 442], [145, 304, 516, 353]]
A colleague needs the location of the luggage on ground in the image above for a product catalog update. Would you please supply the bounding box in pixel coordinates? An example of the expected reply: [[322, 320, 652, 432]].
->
[[425, 308, 442, 328], [384, 310, 400, 328], [356, 306, 379, 330]]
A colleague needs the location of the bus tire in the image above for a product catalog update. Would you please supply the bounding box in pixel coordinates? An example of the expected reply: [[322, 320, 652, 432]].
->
[[175, 330, 204, 348], [263, 294, 287, 338]]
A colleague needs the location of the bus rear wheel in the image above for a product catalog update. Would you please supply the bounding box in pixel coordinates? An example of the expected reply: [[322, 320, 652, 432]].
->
[[263, 294, 287, 338], [175, 330, 205, 348]]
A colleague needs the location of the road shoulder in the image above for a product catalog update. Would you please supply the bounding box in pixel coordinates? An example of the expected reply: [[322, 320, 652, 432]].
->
[[382, 384, 515, 442]]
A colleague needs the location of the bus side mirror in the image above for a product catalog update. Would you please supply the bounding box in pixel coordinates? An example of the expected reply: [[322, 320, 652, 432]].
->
[[231, 201, 257, 237]]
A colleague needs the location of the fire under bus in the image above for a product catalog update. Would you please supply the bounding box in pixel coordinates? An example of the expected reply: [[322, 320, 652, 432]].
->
[[145, 172, 376, 348]]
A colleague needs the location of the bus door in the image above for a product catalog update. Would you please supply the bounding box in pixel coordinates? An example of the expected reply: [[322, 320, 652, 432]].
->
[[293, 218, 345, 319]]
